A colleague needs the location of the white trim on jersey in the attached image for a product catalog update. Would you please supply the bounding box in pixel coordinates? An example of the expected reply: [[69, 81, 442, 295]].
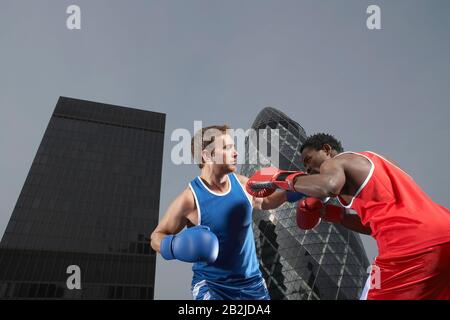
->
[[188, 183, 202, 226], [334, 151, 375, 209], [192, 280, 207, 299], [196, 175, 232, 197], [232, 173, 253, 208], [203, 291, 211, 300], [359, 275, 371, 300]]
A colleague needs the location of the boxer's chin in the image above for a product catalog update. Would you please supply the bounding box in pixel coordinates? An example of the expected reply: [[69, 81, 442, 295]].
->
[[224, 163, 237, 173]]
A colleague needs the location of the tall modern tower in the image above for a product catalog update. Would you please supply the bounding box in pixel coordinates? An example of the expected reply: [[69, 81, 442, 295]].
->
[[240, 107, 369, 300], [0, 97, 165, 299]]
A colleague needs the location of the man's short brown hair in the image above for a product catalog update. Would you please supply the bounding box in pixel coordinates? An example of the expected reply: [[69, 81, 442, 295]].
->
[[191, 124, 230, 169]]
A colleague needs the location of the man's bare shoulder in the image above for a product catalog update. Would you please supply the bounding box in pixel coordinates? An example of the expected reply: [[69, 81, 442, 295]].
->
[[321, 152, 370, 174], [364, 151, 401, 168], [322, 153, 352, 167], [235, 173, 249, 185], [333, 152, 371, 165], [335, 151, 402, 170], [177, 187, 196, 211]]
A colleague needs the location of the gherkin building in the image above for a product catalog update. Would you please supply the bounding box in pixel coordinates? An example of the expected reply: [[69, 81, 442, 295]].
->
[[240, 107, 369, 300]]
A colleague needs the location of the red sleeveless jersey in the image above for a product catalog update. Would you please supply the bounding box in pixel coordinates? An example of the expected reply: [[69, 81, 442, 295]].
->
[[336, 151, 450, 258]]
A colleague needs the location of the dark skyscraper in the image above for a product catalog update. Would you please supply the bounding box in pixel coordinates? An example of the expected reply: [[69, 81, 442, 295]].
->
[[0, 97, 165, 299], [241, 107, 369, 300]]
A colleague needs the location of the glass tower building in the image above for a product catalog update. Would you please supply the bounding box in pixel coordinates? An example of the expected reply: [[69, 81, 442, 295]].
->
[[0, 97, 165, 299], [240, 107, 369, 300]]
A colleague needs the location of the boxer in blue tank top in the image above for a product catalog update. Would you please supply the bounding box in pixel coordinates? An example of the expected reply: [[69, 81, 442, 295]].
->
[[189, 172, 266, 299], [150, 125, 305, 300]]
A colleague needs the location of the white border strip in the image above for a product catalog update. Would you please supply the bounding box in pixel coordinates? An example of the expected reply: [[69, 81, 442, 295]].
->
[[334, 151, 375, 208], [192, 280, 207, 299], [196, 175, 231, 197], [232, 173, 253, 208], [359, 275, 370, 300], [189, 182, 202, 225]]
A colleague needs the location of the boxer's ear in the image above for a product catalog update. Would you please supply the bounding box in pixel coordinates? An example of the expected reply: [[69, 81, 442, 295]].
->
[[201, 149, 213, 165], [323, 143, 332, 156]]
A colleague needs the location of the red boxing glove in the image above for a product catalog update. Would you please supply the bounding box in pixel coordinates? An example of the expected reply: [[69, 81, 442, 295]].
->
[[296, 202, 321, 230], [322, 205, 345, 224], [296, 198, 345, 230], [246, 167, 307, 198]]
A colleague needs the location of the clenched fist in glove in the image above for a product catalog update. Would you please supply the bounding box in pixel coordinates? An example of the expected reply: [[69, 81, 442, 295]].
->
[[246, 167, 307, 198], [160, 225, 219, 263], [296, 197, 345, 230]]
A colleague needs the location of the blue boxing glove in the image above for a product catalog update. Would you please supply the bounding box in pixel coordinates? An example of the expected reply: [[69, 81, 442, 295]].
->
[[160, 225, 219, 263], [286, 190, 307, 203]]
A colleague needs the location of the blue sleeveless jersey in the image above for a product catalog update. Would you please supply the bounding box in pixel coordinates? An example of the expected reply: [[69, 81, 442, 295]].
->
[[189, 173, 262, 285]]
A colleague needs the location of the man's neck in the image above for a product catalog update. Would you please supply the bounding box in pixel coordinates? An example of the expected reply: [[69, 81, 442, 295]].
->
[[331, 150, 340, 158], [200, 166, 229, 192]]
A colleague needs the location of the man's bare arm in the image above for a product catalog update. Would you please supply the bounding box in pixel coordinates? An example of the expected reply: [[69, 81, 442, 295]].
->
[[150, 188, 195, 252], [293, 159, 346, 198], [236, 174, 289, 210], [259, 191, 288, 210]]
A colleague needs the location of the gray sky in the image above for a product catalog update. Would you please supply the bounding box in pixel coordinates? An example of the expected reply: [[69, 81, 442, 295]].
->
[[0, 0, 449, 299]]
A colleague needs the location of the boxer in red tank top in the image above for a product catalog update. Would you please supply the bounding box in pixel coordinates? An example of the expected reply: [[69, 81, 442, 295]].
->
[[292, 133, 450, 299]]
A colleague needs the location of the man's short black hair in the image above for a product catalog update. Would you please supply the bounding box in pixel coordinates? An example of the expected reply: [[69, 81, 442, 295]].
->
[[300, 133, 344, 153]]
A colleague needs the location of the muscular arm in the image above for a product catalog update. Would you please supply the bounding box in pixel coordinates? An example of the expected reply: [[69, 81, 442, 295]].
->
[[258, 191, 288, 210], [293, 159, 372, 234], [236, 174, 288, 210], [150, 188, 195, 252], [293, 159, 346, 198]]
